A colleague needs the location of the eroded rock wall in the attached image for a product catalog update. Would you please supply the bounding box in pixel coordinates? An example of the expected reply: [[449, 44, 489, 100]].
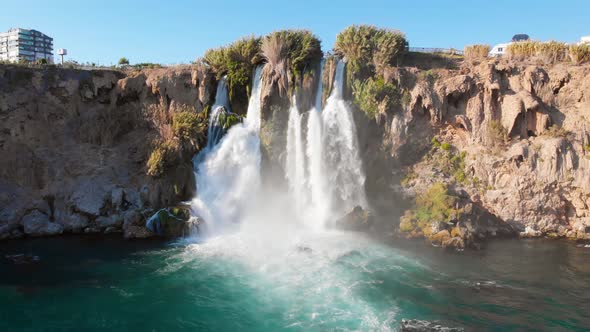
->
[[0, 64, 215, 239], [377, 59, 590, 241]]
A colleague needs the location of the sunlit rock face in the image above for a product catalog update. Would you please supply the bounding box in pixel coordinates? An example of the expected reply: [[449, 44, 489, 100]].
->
[[0, 64, 215, 239]]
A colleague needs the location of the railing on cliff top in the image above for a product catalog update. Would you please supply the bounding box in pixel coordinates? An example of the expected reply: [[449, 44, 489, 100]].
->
[[409, 47, 464, 56]]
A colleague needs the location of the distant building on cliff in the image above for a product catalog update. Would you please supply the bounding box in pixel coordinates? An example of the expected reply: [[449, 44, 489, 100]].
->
[[0, 28, 54, 63], [579, 36, 590, 45], [489, 34, 531, 57]]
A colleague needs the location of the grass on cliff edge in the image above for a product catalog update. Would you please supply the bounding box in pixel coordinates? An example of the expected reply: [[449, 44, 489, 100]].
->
[[201, 30, 322, 103], [334, 25, 408, 118]]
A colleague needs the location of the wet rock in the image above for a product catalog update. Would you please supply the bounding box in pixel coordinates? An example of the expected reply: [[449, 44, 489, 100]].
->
[[400, 319, 464, 331], [429, 230, 451, 246], [333, 206, 374, 231], [96, 215, 123, 229], [111, 188, 125, 210], [145, 208, 192, 237], [57, 213, 89, 233], [84, 227, 101, 234], [442, 237, 465, 249], [104, 226, 121, 234], [123, 225, 153, 239], [22, 211, 63, 236]]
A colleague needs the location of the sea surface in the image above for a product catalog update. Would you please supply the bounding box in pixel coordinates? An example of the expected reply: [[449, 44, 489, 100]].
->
[[1, 232, 589, 331]]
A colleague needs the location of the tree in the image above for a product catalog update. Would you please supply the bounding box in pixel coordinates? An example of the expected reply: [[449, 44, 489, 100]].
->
[[37, 58, 48, 65], [118, 57, 130, 66]]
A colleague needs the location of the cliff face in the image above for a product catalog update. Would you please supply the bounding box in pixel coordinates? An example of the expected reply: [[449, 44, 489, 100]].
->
[[373, 59, 590, 244], [0, 65, 215, 239]]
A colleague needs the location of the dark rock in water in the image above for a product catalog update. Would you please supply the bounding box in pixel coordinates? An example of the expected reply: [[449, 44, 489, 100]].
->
[[296, 245, 312, 254], [5, 254, 41, 265], [333, 206, 374, 231], [400, 319, 464, 332], [145, 207, 200, 237]]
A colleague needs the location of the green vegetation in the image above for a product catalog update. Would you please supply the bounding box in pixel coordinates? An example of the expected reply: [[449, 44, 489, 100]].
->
[[203, 36, 261, 98], [429, 138, 467, 185], [334, 25, 407, 81], [146, 141, 177, 177], [464, 44, 490, 59], [172, 111, 207, 147], [400, 182, 460, 235], [218, 112, 242, 130], [351, 77, 401, 117], [37, 58, 48, 65], [118, 57, 130, 66], [568, 44, 590, 64], [133, 63, 163, 69], [584, 145, 590, 152], [201, 30, 322, 104], [145, 105, 209, 177]]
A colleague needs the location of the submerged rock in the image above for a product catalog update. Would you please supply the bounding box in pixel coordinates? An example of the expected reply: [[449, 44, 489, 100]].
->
[[400, 319, 464, 332], [333, 206, 374, 231]]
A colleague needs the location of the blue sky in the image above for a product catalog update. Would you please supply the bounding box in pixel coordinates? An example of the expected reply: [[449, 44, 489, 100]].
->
[[2, 0, 588, 65]]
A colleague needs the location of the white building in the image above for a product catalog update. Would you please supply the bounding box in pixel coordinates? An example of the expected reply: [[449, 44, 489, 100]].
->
[[579, 36, 590, 45], [0, 28, 53, 63], [489, 43, 511, 57]]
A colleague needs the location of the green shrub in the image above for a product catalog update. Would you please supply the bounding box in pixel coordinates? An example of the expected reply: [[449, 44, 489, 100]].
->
[[335, 25, 407, 82], [464, 44, 490, 59], [218, 112, 242, 129], [431, 137, 441, 148], [402, 183, 460, 234], [584, 145, 590, 152], [441, 142, 452, 151], [203, 36, 261, 99], [146, 141, 177, 177], [172, 111, 207, 146], [118, 57, 129, 66], [351, 77, 400, 117], [568, 44, 590, 64]]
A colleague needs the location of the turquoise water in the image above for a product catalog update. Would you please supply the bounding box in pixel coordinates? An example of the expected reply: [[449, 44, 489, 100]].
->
[[1, 232, 589, 331]]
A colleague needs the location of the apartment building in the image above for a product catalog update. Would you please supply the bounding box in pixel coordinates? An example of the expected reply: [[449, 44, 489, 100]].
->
[[0, 28, 53, 63]]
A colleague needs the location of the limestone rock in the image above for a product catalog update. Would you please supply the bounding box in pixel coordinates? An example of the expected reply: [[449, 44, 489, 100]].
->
[[22, 211, 63, 236]]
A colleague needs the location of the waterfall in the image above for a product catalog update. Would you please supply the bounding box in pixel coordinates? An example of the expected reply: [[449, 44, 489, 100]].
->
[[305, 60, 330, 224], [321, 60, 367, 214], [191, 67, 263, 234], [206, 77, 231, 150], [286, 96, 307, 211]]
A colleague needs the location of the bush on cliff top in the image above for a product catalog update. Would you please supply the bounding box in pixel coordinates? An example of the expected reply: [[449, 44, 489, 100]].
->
[[568, 44, 590, 64], [507, 41, 568, 63], [334, 25, 407, 81], [464, 44, 490, 59], [203, 36, 261, 98]]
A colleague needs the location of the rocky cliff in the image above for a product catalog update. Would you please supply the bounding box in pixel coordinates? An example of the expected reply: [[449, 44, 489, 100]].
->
[[2, 57, 590, 247], [369, 58, 590, 247], [0, 64, 215, 239]]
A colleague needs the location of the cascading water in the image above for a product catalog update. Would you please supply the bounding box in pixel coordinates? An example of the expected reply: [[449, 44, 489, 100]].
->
[[321, 60, 367, 214], [286, 96, 307, 211], [206, 76, 231, 151], [191, 67, 263, 235]]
